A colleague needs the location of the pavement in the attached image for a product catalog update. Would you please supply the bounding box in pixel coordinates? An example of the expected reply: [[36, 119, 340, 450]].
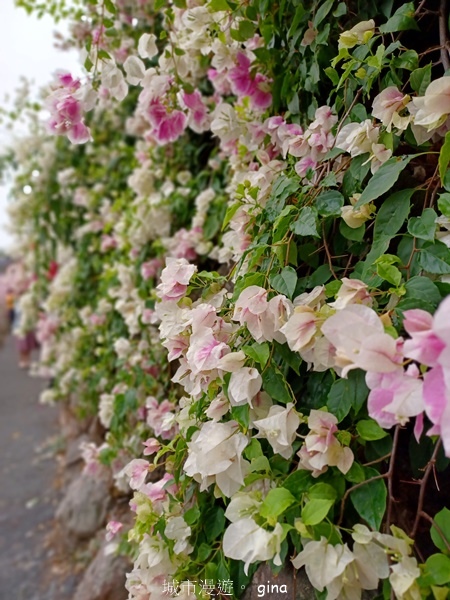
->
[[0, 336, 78, 600]]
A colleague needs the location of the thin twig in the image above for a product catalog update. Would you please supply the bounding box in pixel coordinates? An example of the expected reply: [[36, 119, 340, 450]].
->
[[439, 0, 450, 71], [322, 222, 338, 279], [410, 439, 442, 538], [385, 425, 400, 534]]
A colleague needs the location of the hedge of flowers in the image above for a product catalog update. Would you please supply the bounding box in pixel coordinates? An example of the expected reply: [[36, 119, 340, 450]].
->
[[6, 0, 450, 598]]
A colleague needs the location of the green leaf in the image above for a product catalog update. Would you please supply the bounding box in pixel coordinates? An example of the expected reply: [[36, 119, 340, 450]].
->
[[104, 0, 116, 13], [373, 189, 413, 241], [438, 192, 450, 218], [230, 405, 250, 429], [355, 156, 413, 208], [404, 276, 441, 306], [308, 482, 337, 501], [283, 470, 314, 500], [209, 0, 231, 9], [431, 508, 450, 553], [204, 506, 225, 542], [291, 206, 320, 238], [260, 488, 296, 520], [302, 498, 334, 525], [345, 462, 366, 483], [242, 342, 270, 369], [265, 175, 299, 222], [262, 365, 292, 404], [418, 243, 450, 274], [440, 131, 450, 185], [339, 221, 365, 242], [327, 378, 353, 422], [316, 190, 344, 217], [356, 419, 388, 441], [408, 208, 438, 241], [270, 266, 297, 299], [184, 506, 200, 525], [410, 63, 432, 95], [313, 0, 334, 27], [379, 2, 418, 33], [350, 468, 387, 530], [327, 370, 368, 420], [424, 554, 450, 585], [376, 261, 402, 286]]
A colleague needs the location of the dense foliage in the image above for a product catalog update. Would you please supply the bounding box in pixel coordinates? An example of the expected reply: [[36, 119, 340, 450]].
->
[[6, 0, 450, 597]]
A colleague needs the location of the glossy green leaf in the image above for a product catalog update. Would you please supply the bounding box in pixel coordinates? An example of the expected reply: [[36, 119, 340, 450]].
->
[[431, 507, 450, 553], [350, 468, 387, 530], [418, 243, 450, 275], [355, 156, 413, 208], [316, 190, 344, 217], [262, 365, 292, 404], [424, 554, 450, 585], [356, 419, 388, 441], [410, 63, 432, 95], [379, 2, 418, 33], [260, 487, 296, 520], [270, 266, 297, 299], [408, 208, 437, 241], [242, 342, 270, 369], [291, 206, 320, 238], [373, 189, 413, 240], [302, 498, 334, 525], [438, 192, 450, 218]]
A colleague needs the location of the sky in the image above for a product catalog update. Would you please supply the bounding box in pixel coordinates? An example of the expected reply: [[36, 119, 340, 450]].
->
[[0, 0, 82, 252]]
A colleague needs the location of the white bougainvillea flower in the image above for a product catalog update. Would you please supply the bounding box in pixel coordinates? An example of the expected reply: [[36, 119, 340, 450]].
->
[[254, 402, 300, 459], [280, 306, 318, 352], [124, 56, 146, 85], [223, 518, 283, 574], [164, 516, 192, 555], [335, 119, 379, 157], [321, 304, 403, 375], [228, 367, 262, 407], [292, 538, 354, 591], [412, 76, 450, 131], [138, 33, 158, 59], [329, 277, 372, 309], [341, 193, 375, 229], [183, 420, 249, 497], [224, 491, 262, 523]]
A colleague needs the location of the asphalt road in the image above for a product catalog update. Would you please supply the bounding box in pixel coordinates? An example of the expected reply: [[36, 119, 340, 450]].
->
[[0, 336, 77, 599]]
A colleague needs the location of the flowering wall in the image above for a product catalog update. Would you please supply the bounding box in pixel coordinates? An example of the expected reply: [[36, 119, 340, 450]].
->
[[7, 0, 450, 597]]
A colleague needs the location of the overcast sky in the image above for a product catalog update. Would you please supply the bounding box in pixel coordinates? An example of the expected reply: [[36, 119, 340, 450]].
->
[[0, 1, 82, 252]]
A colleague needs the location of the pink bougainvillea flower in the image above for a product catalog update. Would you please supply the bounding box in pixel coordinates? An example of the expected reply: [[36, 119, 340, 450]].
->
[[298, 410, 354, 477], [372, 86, 410, 132], [156, 257, 197, 302], [143, 438, 161, 456], [367, 365, 424, 429], [423, 366, 450, 455], [403, 309, 445, 367]]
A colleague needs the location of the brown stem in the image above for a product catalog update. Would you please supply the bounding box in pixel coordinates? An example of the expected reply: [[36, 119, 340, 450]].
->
[[440, 0, 450, 71], [385, 425, 400, 533], [410, 439, 442, 539], [322, 222, 338, 280]]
